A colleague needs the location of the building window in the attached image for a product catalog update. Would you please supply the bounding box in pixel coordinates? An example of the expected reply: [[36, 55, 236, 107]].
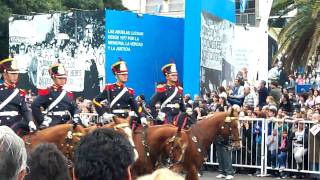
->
[[235, 0, 256, 26]]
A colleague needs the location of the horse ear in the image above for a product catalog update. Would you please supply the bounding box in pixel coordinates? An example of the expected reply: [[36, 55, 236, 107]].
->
[[177, 127, 182, 136], [227, 107, 233, 116]]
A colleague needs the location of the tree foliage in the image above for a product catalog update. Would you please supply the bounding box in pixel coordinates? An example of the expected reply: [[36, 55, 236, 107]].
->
[[0, 0, 126, 57], [271, 0, 320, 71]]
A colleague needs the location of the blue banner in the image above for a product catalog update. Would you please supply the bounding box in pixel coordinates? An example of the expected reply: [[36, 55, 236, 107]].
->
[[105, 10, 184, 100]]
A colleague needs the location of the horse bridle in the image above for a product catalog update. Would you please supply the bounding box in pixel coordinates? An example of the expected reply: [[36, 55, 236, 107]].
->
[[223, 116, 242, 143], [62, 126, 85, 168], [165, 133, 187, 168]]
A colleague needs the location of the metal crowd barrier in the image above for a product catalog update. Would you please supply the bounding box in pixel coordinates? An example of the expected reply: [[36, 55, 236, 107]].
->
[[79, 112, 99, 123], [264, 119, 320, 177], [205, 117, 320, 178]]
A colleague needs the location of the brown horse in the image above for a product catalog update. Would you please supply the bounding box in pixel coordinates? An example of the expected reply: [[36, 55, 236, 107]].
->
[[171, 110, 241, 180], [82, 117, 190, 178], [22, 124, 86, 161], [131, 124, 189, 178]]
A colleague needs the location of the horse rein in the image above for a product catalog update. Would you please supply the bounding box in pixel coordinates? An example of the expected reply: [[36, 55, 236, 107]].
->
[[62, 126, 85, 168], [189, 124, 208, 160], [165, 133, 187, 168], [224, 116, 242, 142]]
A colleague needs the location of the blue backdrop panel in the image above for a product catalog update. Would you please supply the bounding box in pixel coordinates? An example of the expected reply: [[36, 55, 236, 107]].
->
[[296, 85, 312, 94], [184, 0, 235, 96], [105, 10, 184, 100]]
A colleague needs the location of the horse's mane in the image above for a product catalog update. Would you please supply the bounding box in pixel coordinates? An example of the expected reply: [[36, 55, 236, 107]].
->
[[197, 112, 227, 126]]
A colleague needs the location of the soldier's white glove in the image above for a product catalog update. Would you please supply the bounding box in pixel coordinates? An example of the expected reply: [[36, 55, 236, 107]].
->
[[186, 107, 193, 116], [157, 112, 166, 121], [81, 118, 90, 127], [141, 117, 148, 125], [129, 111, 137, 117], [102, 113, 115, 123], [42, 116, 52, 127], [28, 121, 37, 132]]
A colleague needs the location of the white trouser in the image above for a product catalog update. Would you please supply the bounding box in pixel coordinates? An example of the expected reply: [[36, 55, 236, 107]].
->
[[293, 146, 307, 163]]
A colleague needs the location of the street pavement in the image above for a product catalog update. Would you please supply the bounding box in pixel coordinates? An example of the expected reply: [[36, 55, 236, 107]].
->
[[199, 171, 307, 180]]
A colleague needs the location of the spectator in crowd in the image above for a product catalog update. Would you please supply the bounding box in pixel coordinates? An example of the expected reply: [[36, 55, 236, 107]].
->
[[208, 95, 219, 112], [193, 94, 200, 108], [306, 109, 315, 120], [258, 80, 269, 108], [313, 89, 320, 104], [251, 112, 266, 176], [243, 86, 255, 108], [287, 74, 296, 93], [227, 78, 244, 106], [266, 96, 277, 107], [24, 143, 71, 180], [0, 126, 28, 180], [282, 87, 289, 95], [292, 121, 308, 171], [218, 86, 228, 99], [306, 94, 315, 109], [215, 108, 235, 180], [267, 129, 278, 170], [74, 128, 134, 180], [183, 94, 193, 109], [241, 119, 253, 169], [278, 129, 289, 178], [269, 81, 282, 105], [216, 97, 228, 112], [298, 94, 308, 108], [76, 96, 84, 107], [296, 74, 305, 85], [279, 94, 293, 113], [204, 92, 212, 104], [309, 120, 320, 179], [137, 168, 184, 180], [192, 100, 208, 121], [267, 106, 278, 136]]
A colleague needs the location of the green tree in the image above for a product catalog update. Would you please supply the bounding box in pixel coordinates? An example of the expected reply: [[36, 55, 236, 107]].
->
[[0, 0, 126, 58], [271, 0, 320, 71]]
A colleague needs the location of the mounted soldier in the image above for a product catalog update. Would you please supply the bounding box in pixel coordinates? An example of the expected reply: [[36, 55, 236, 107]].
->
[[31, 63, 86, 129], [149, 62, 189, 129], [0, 56, 36, 134], [92, 59, 146, 128]]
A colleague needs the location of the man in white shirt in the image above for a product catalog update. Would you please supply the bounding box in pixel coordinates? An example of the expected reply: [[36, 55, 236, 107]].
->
[[227, 78, 244, 106]]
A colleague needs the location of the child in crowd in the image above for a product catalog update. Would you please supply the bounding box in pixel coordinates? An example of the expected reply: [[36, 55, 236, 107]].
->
[[278, 129, 289, 178]]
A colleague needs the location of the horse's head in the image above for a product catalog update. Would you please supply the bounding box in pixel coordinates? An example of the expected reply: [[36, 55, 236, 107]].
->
[[164, 128, 188, 168], [112, 122, 139, 162], [61, 124, 86, 161], [113, 116, 130, 124], [219, 106, 241, 150]]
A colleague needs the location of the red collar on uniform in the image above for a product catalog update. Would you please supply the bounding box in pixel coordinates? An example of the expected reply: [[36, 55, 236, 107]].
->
[[116, 82, 125, 88], [4, 81, 16, 89], [166, 81, 176, 87], [52, 84, 63, 91]]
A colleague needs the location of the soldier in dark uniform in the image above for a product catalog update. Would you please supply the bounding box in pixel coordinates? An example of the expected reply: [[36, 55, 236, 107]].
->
[[149, 62, 187, 128], [31, 63, 85, 128], [92, 59, 145, 126], [0, 56, 36, 133]]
